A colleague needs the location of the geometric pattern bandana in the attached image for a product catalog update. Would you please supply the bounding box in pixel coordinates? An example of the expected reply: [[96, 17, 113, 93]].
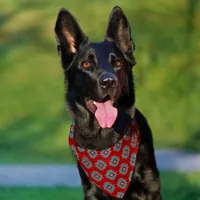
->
[[68, 118, 139, 198]]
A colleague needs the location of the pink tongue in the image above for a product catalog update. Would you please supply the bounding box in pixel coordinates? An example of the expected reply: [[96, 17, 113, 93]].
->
[[94, 100, 118, 128]]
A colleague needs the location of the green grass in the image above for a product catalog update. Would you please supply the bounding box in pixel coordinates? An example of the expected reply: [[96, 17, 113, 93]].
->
[[161, 172, 200, 200], [0, 172, 200, 200], [0, 0, 200, 163], [0, 188, 83, 200]]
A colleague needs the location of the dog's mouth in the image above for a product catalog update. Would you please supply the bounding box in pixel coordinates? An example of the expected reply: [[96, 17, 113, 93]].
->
[[87, 95, 112, 113], [86, 95, 118, 128]]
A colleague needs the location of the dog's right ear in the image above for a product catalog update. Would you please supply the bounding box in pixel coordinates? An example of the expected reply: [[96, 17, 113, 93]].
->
[[54, 8, 88, 68]]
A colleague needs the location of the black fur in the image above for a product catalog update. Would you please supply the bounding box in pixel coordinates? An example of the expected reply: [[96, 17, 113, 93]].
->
[[55, 6, 162, 200]]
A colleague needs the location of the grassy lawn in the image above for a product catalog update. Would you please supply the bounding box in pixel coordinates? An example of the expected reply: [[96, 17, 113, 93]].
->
[[0, 188, 83, 200], [0, 172, 200, 200], [0, 0, 200, 163]]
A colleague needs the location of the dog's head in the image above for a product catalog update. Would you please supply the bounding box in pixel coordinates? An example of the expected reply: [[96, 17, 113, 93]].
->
[[55, 6, 136, 129]]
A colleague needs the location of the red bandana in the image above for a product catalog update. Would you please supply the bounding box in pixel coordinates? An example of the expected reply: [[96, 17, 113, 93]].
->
[[68, 119, 139, 198]]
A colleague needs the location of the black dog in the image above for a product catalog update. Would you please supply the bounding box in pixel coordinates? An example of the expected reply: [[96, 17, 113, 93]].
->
[[55, 6, 162, 200]]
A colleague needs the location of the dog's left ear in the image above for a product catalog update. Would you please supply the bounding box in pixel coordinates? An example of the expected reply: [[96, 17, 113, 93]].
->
[[105, 6, 135, 66]]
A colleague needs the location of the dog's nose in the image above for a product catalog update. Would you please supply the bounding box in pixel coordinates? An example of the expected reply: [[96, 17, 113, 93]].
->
[[100, 73, 117, 89]]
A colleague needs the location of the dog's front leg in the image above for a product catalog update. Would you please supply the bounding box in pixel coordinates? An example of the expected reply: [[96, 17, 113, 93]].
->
[[78, 164, 102, 200], [151, 192, 163, 200]]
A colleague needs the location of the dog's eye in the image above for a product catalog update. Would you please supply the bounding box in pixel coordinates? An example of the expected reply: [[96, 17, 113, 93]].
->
[[82, 61, 90, 69], [114, 60, 122, 68]]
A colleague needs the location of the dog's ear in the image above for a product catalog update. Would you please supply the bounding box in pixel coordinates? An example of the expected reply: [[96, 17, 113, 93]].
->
[[105, 6, 135, 66], [54, 8, 88, 68]]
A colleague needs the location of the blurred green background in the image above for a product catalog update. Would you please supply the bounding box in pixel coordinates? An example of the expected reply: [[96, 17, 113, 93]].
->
[[0, 0, 199, 164], [0, 0, 200, 199]]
